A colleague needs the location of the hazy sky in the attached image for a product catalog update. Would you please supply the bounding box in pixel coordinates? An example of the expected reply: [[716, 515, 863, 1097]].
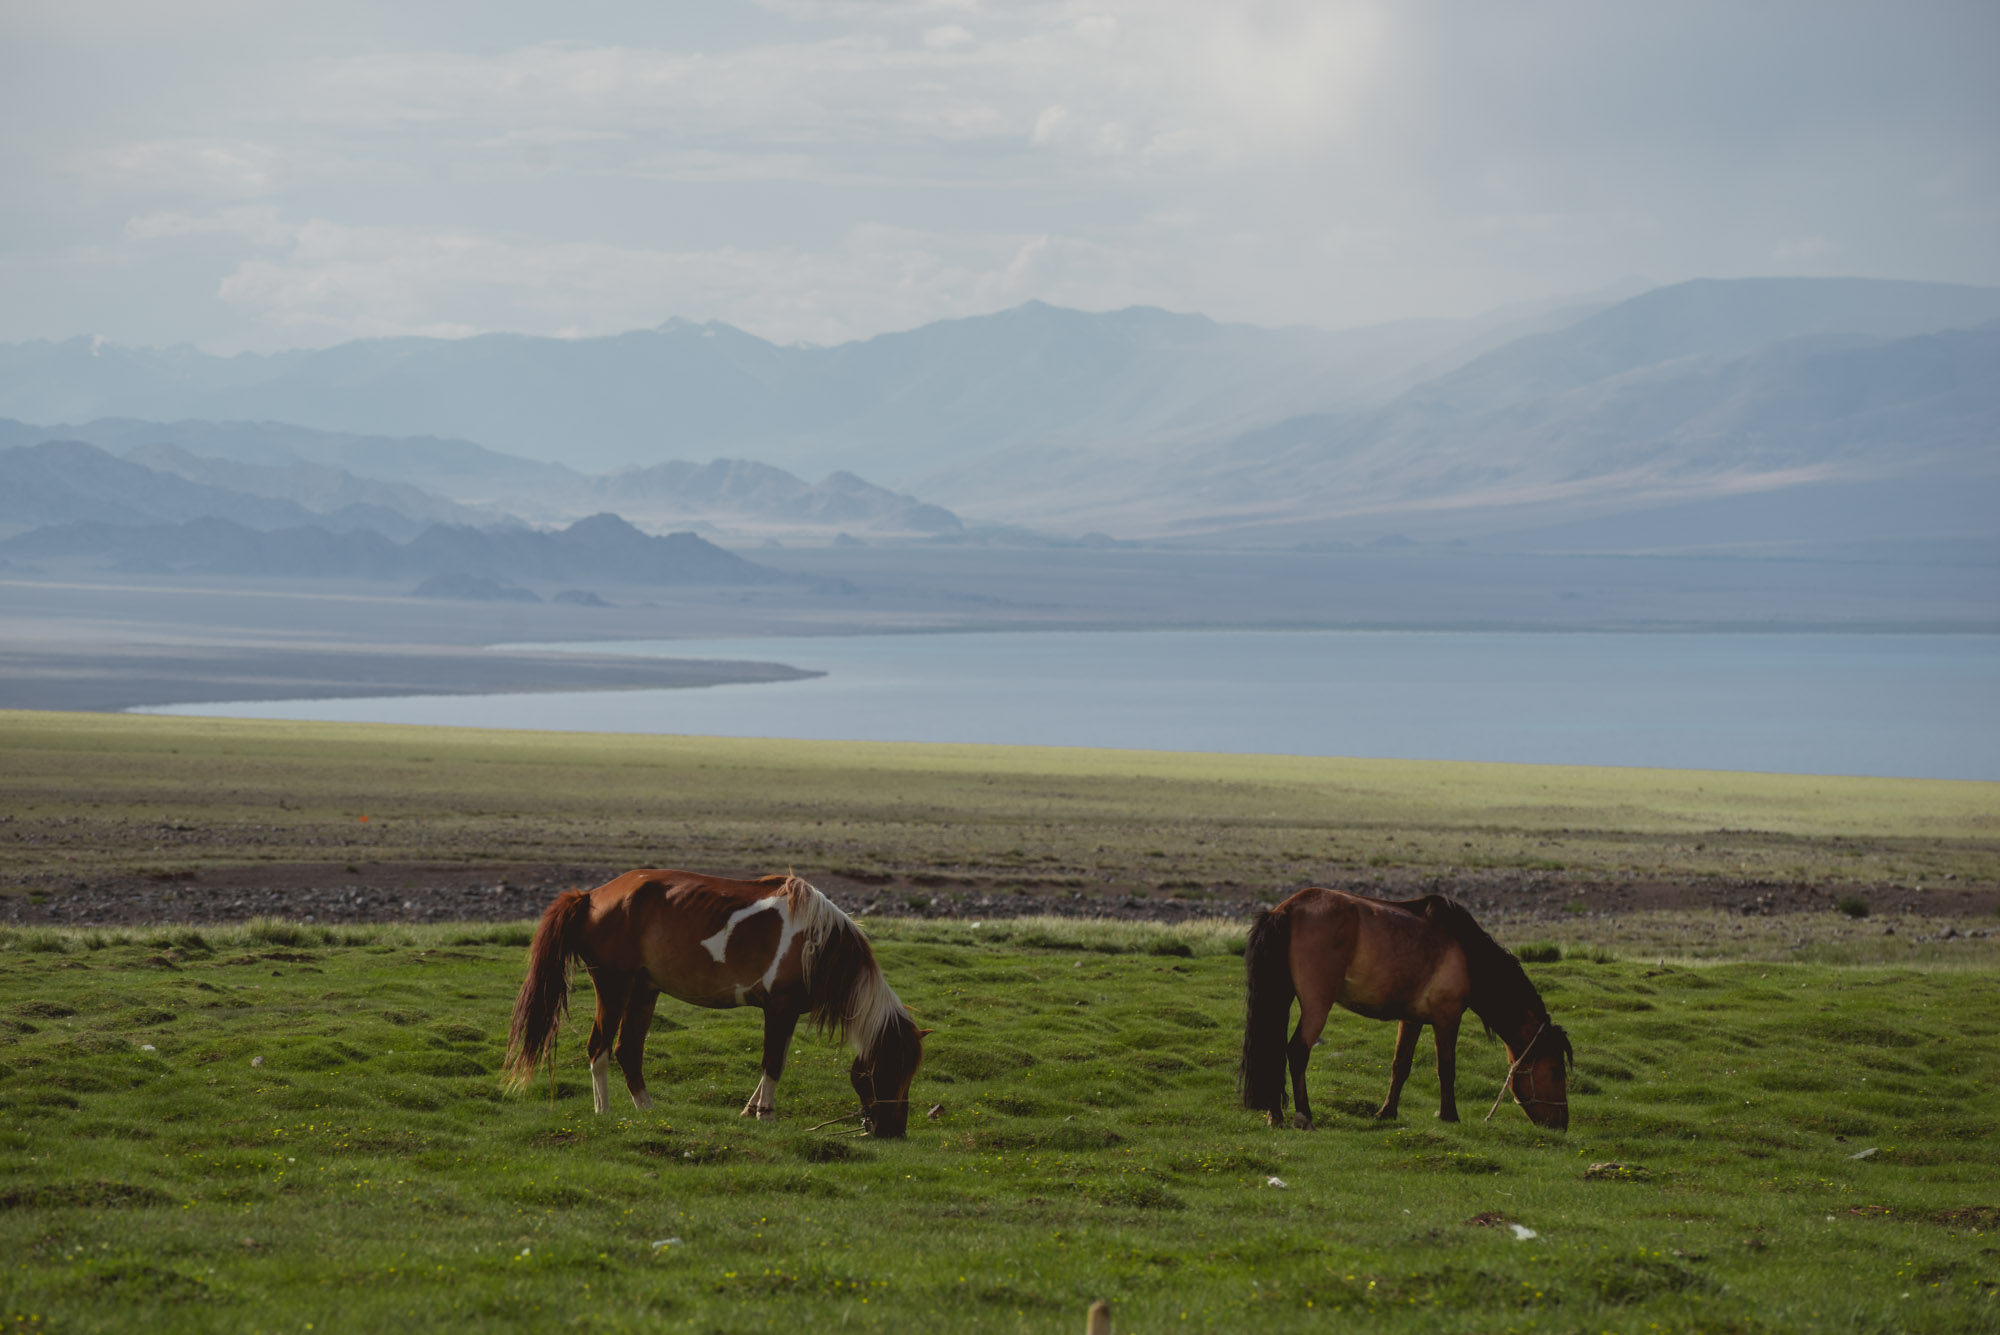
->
[[3, 0, 1995, 352]]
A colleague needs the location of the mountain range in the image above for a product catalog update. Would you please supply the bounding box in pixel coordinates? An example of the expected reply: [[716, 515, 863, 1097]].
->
[[3, 276, 1996, 554], [0, 431, 962, 540], [0, 510, 793, 589]]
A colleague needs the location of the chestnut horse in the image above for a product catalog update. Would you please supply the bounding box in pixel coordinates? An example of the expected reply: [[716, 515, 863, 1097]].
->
[[505, 870, 925, 1138], [1239, 887, 1572, 1131]]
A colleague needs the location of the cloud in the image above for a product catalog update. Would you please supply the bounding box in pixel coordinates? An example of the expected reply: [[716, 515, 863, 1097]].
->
[[292, 1, 1386, 173], [86, 139, 283, 195], [1772, 234, 1842, 266], [125, 206, 294, 248], [6, 0, 1995, 352]]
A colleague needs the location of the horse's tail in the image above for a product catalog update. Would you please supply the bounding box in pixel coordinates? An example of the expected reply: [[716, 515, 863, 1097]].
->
[[1238, 906, 1296, 1116], [503, 889, 594, 1091]]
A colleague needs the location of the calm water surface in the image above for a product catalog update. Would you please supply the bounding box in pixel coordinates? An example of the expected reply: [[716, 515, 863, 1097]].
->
[[139, 630, 2000, 780]]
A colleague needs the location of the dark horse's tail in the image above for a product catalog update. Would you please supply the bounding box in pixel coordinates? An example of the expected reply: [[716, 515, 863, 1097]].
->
[[504, 889, 594, 1091], [1238, 906, 1296, 1117]]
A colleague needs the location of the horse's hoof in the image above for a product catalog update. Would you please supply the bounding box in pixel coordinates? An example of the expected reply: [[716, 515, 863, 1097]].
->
[[1292, 1113, 1315, 1131], [1436, 1110, 1459, 1123], [631, 1091, 654, 1111], [755, 1107, 775, 1122], [1265, 1112, 1284, 1129], [1374, 1107, 1398, 1121]]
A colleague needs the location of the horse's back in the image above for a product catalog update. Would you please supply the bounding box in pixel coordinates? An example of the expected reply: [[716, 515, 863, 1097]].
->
[[580, 869, 806, 1008], [1278, 885, 1472, 1023]]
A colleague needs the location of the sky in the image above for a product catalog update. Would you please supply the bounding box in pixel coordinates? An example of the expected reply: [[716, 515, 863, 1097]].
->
[[2, 0, 1996, 353]]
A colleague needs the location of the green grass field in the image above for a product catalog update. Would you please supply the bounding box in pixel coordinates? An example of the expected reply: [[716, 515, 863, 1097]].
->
[[2, 917, 1996, 1333], [4, 710, 1997, 891]]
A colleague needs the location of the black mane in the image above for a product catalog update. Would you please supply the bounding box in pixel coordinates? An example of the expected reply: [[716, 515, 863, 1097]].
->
[[1409, 895, 1565, 1061]]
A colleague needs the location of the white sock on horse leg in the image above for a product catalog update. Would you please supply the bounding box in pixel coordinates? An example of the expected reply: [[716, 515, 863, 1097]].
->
[[590, 1052, 610, 1114], [740, 1073, 776, 1119]]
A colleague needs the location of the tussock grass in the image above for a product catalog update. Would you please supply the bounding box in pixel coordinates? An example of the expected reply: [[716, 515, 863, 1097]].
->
[[3, 923, 1998, 1331], [866, 914, 1248, 958], [0, 919, 535, 956]]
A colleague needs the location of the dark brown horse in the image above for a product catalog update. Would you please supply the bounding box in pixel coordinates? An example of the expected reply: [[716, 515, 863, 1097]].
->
[[1240, 887, 1572, 1130], [505, 870, 926, 1137]]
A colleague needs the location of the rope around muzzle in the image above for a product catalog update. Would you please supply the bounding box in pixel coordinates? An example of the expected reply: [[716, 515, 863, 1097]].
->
[[1483, 1021, 1550, 1123]]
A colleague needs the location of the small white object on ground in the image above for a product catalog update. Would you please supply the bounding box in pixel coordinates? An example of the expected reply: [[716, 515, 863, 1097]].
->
[[1510, 1224, 1538, 1241], [652, 1238, 682, 1248], [140, 1044, 156, 1052], [251, 1056, 264, 1066], [1849, 1147, 1878, 1160], [1266, 1176, 1288, 1189]]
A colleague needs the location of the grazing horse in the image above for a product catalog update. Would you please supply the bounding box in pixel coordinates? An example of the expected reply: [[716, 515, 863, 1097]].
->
[[505, 870, 926, 1138], [1239, 887, 1572, 1131]]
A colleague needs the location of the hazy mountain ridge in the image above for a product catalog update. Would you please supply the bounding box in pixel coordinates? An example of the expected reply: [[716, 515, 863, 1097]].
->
[[988, 282, 2000, 545], [594, 459, 961, 534], [124, 442, 494, 533], [1204, 318, 2000, 529], [0, 424, 964, 539], [0, 417, 571, 507], [0, 301, 1569, 481], [3, 278, 1995, 553], [0, 511, 791, 587], [1396, 278, 2000, 415], [0, 439, 422, 537]]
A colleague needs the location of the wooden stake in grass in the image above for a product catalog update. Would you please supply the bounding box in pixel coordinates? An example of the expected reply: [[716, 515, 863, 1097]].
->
[[1086, 1299, 1110, 1335]]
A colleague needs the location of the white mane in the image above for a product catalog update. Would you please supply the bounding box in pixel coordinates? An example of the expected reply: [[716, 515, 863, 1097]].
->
[[790, 877, 909, 1055]]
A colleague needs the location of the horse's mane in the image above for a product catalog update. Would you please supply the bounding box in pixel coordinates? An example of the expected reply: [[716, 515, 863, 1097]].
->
[[767, 875, 910, 1057], [1408, 895, 1549, 1036]]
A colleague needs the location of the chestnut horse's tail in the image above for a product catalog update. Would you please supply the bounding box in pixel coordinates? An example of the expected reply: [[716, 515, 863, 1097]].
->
[[504, 889, 594, 1091], [1238, 906, 1296, 1116]]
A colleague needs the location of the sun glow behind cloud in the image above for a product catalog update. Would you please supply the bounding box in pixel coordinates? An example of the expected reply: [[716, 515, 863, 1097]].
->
[[3, 0, 1995, 350]]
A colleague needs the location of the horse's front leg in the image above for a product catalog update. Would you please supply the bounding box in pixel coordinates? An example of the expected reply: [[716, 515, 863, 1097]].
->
[[1376, 1020, 1423, 1120], [1431, 1012, 1462, 1122], [1286, 997, 1334, 1130], [741, 1007, 800, 1122]]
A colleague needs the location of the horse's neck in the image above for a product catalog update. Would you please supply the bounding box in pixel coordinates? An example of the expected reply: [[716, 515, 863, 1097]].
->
[[1470, 987, 1542, 1044]]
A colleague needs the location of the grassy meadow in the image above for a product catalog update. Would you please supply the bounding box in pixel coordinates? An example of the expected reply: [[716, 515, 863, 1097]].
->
[[2, 916, 1998, 1333], [4, 710, 1997, 892]]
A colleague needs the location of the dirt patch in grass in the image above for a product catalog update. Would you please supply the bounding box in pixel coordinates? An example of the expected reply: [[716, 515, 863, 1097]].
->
[[8, 859, 1996, 938]]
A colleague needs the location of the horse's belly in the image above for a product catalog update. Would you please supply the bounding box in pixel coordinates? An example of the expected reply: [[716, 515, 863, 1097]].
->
[[655, 976, 765, 1010], [1336, 995, 1407, 1023]]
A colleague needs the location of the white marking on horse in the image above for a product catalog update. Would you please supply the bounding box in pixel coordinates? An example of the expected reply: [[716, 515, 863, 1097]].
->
[[701, 895, 791, 966], [742, 1073, 777, 1120], [590, 1052, 610, 1115]]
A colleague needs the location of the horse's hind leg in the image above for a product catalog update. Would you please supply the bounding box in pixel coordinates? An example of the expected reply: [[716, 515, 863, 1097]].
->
[[741, 1008, 799, 1122], [1376, 1020, 1424, 1120], [586, 969, 635, 1115], [614, 979, 659, 1111], [1287, 996, 1335, 1131]]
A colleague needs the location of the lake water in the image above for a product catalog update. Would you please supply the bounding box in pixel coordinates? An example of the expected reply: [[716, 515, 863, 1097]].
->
[[135, 629, 2000, 781]]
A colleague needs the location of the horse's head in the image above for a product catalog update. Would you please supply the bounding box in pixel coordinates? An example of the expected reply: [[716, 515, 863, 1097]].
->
[[849, 1016, 927, 1138], [1506, 1018, 1573, 1131]]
